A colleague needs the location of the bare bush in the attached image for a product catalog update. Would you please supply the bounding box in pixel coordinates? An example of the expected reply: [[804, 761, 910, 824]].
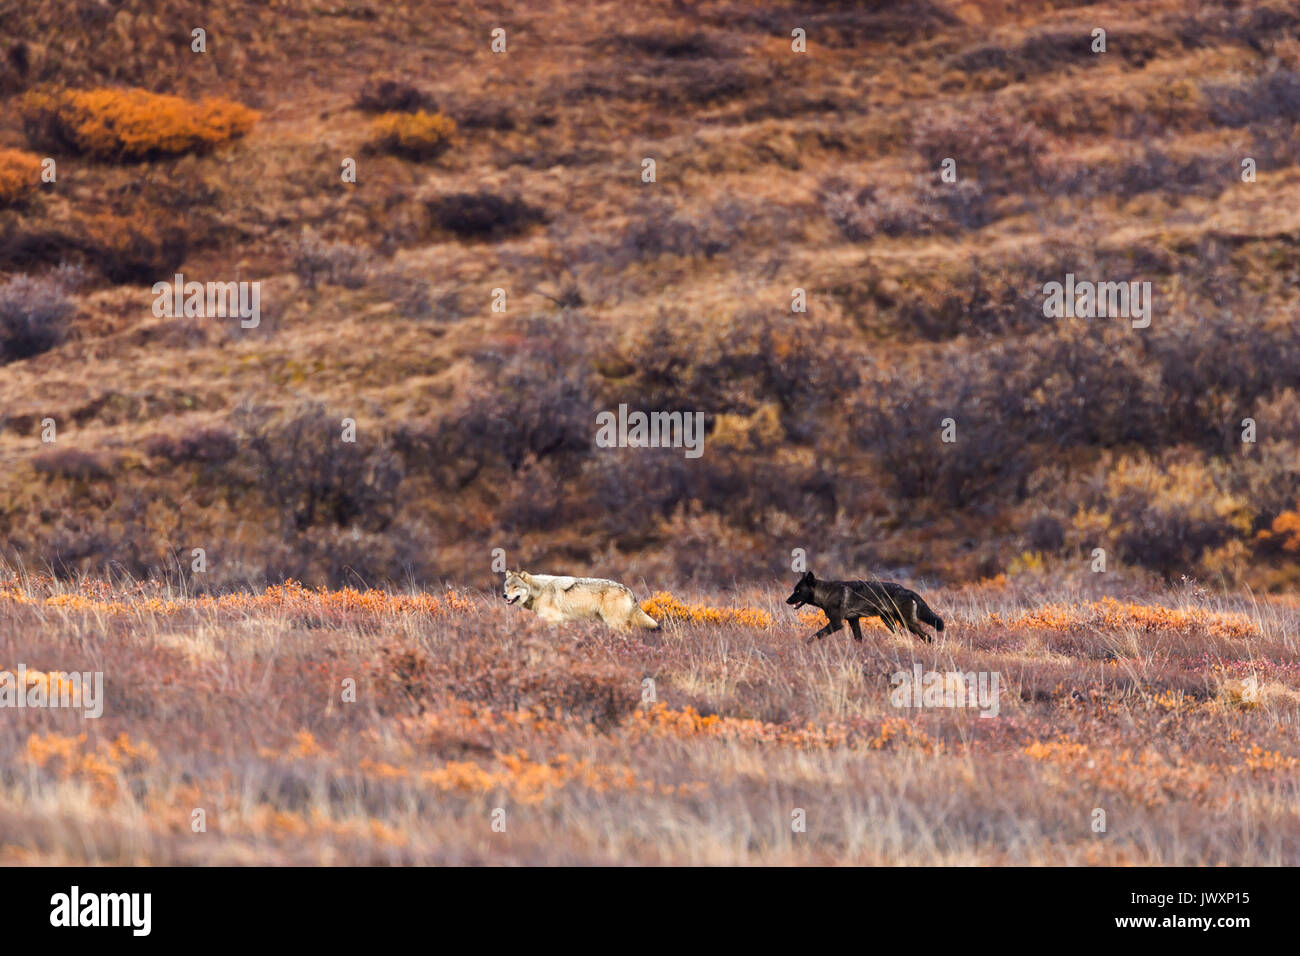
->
[[913, 105, 1050, 191], [232, 402, 405, 534], [821, 175, 991, 239], [622, 199, 734, 260], [1051, 143, 1231, 199], [855, 360, 1030, 508], [355, 77, 437, 114], [31, 446, 113, 481], [584, 447, 837, 544], [292, 230, 371, 290], [1204, 67, 1300, 126], [426, 192, 546, 241], [614, 311, 860, 443], [143, 426, 239, 465], [0, 270, 75, 362], [1150, 308, 1300, 452], [400, 321, 596, 485], [1078, 454, 1250, 580], [261, 524, 432, 587]]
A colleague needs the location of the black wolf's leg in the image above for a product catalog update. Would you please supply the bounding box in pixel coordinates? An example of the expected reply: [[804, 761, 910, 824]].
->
[[847, 617, 864, 642], [904, 601, 933, 643], [804, 625, 826, 644], [805, 617, 844, 644]]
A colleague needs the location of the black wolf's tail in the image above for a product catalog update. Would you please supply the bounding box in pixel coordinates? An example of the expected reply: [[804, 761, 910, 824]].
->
[[915, 598, 944, 632]]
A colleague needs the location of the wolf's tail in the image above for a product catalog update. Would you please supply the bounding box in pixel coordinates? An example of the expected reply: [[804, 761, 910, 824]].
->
[[915, 598, 944, 632], [635, 608, 661, 630]]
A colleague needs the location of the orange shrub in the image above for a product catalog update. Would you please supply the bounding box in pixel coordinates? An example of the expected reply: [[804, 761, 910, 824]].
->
[[640, 591, 830, 629], [28, 580, 470, 619], [1257, 507, 1300, 554], [992, 597, 1261, 640], [20, 88, 258, 161], [366, 110, 456, 160], [641, 591, 775, 628], [630, 703, 853, 750], [0, 148, 42, 205]]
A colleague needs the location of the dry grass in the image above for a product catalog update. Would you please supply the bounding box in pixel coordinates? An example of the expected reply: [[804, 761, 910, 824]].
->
[[2, 567, 1298, 865]]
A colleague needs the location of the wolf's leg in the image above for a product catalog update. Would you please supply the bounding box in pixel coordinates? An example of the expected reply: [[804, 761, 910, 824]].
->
[[805, 617, 844, 644], [847, 617, 864, 642], [880, 596, 912, 633], [904, 600, 932, 643], [593, 595, 626, 632], [536, 596, 571, 626], [606, 600, 639, 633]]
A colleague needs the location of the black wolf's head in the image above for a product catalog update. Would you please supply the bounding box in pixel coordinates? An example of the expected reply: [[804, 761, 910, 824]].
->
[[786, 571, 817, 609]]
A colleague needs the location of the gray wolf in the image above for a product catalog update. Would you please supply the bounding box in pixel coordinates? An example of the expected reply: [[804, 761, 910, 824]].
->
[[785, 571, 944, 643], [502, 569, 660, 631]]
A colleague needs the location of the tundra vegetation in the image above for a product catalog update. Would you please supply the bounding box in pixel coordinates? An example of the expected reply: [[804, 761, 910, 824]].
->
[[1, 567, 1298, 864], [0, 0, 1297, 864]]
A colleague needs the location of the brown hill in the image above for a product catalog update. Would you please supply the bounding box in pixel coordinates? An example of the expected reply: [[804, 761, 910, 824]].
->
[[1, 0, 1298, 590]]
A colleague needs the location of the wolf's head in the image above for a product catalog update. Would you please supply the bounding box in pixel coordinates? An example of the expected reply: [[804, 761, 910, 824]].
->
[[502, 569, 532, 606], [786, 571, 817, 608]]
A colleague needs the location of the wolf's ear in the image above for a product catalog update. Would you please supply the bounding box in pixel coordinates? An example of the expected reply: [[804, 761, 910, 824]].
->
[[801, 570, 815, 582]]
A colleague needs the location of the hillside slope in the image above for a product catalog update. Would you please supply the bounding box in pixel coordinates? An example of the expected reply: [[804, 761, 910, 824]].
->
[[0, 0, 1298, 591]]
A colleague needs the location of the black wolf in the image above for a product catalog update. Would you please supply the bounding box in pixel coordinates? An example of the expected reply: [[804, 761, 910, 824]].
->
[[785, 571, 944, 643]]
